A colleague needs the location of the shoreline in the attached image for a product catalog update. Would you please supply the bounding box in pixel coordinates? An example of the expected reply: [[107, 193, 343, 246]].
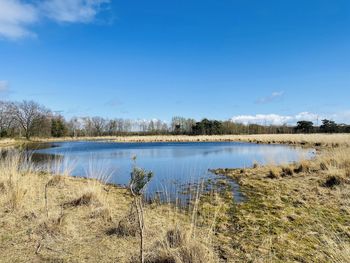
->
[[2, 133, 349, 149]]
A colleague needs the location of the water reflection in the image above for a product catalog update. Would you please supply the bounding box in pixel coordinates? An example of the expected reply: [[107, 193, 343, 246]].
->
[[31, 141, 314, 202]]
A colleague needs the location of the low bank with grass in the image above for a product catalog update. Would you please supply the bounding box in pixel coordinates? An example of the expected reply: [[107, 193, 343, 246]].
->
[[214, 145, 350, 262], [2, 134, 350, 149]]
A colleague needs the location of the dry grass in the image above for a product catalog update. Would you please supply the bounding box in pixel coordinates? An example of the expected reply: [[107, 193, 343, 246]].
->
[[2, 133, 350, 262], [0, 151, 219, 263], [215, 144, 350, 262], [28, 133, 350, 147], [0, 138, 27, 148], [142, 226, 219, 263]]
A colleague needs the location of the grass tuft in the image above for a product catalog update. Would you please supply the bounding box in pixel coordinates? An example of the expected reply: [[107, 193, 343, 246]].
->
[[63, 192, 100, 207], [267, 167, 281, 179], [281, 166, 294, 177], [166, 227, 184, 248], [90, 207, 112, 222]]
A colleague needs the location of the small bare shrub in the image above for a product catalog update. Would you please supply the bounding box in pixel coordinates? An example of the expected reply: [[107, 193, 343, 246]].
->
[[129, 156, 154, 263]]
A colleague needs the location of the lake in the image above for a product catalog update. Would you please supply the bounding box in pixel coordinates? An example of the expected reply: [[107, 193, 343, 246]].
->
[[32, 141, 314, 202]]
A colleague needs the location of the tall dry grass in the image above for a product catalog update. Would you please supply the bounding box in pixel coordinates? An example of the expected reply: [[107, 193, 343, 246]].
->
[[0, 149, 221, 262], [0, 150, 36, 210]]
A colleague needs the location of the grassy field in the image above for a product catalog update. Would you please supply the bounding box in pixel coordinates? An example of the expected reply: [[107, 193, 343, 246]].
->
[[0, 134, 350, 262]]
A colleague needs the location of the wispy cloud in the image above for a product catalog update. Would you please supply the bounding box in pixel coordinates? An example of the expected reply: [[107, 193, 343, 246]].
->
[[41, 0, 110, 23], [231, 112, 319, 125], [0, 0, 110, 40], [255, 91, 284, 104]]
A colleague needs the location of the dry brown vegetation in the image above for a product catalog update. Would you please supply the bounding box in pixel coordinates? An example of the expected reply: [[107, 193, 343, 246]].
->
[[214, 143, 350, 262], [0, 138, 27, 148], [27, 133, 350, 147], [1, 134, 350, 262], [0, 151, 221, 263]]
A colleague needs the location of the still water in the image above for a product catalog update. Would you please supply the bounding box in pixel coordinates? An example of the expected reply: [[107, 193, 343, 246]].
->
[[32, 141, 313, 202]]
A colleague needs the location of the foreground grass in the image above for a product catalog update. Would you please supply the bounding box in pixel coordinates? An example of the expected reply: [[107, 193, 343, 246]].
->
[[0, 153, 219, 262], [214, 146, 350, 262]]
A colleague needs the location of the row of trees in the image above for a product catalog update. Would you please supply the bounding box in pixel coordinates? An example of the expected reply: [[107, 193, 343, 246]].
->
[[294, 120, 350, 133], [170, 116, 293, 135], [0, 100, 170, 139], [1, 100, 350, 139]]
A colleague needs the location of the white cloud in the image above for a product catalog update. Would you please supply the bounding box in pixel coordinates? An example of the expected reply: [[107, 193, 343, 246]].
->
[[231, 112, 320, 126], [231, 114, 292, 125], [231, 110, 350, 126], [255, 91, 284, 104], [41, 0, 110, 23], [0, 0, 38, 39], [0, 0, 110, 40]]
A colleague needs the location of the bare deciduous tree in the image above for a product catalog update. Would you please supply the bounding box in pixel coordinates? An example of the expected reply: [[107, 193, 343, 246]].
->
[[11, 100, 49, 139], [91, 116, 106, 136], [0, 101, 14, 136]]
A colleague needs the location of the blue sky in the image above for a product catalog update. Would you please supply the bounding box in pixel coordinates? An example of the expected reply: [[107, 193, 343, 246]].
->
[[0, 0, 350, 124]]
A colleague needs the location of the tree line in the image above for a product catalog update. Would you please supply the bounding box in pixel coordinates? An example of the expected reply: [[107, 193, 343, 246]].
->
[[0, 100, 349, 139]]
